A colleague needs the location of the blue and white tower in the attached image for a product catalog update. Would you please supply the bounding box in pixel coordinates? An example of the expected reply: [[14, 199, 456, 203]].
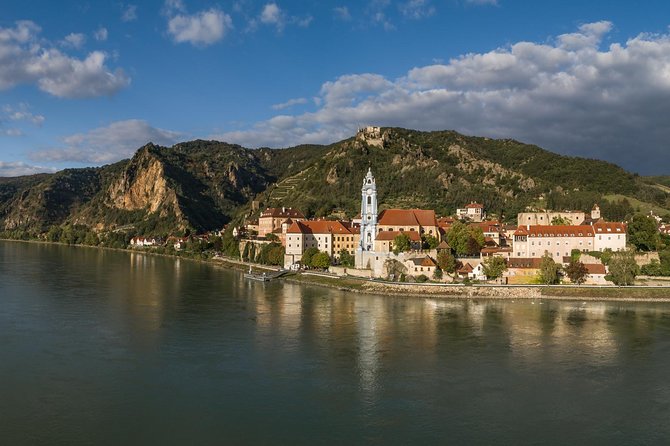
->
[[359, 168, 378, 252]]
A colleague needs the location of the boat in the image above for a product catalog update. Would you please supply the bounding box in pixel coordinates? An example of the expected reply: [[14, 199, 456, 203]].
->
[[244, 266, 272, 282]]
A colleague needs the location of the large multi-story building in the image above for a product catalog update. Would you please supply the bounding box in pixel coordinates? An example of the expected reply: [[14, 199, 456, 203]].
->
[[512, 222, 626, 262], [258, 207, 305, 237], [284, 220, 358, 267]]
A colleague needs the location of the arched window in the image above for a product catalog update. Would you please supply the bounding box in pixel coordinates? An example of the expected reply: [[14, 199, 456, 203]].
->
[[367, 196, 371, 205]]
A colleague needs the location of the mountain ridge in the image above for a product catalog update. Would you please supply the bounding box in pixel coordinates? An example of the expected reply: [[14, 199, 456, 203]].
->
[[0, 127, 667, 237]]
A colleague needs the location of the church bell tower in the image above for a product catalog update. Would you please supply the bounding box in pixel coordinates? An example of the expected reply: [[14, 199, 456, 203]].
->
[[359, 168, 378, 252]]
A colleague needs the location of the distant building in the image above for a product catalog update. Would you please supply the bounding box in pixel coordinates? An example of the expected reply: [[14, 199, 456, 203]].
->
[[377, 209, 439, 237], [258, 207, 305, 238], [130, 237, 160, 247], [284, 219, 359, 268], [512, 222, 626, 262], [456, 202, 486, 222]]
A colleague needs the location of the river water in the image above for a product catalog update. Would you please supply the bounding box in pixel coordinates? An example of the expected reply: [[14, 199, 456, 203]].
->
[[2, 241, 670, 445]]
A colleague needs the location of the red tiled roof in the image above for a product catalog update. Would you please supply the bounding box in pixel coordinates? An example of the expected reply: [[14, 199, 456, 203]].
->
[[514, 225, 595, 237], [260, 207, 305, 219], [592, 222, 627, 233], [286, 220, 352, 235], [465, 202, 484, 209], [378, 209, 437, 227], [585, 263, 606, 275], [458, 263, 474, 273], [375, 230, 422, 242]]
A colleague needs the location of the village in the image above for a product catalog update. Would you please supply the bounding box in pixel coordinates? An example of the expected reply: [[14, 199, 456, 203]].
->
[[128, 166, 670, 286]]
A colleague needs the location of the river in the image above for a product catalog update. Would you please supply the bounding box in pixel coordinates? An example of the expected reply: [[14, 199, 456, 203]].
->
[[1, 240, 670, 444]]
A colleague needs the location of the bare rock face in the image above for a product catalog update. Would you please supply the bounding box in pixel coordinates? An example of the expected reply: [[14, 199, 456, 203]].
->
[[107, 145, 183, 220]]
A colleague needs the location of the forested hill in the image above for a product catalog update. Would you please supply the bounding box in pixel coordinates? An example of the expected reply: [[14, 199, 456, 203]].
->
[[0, 128, 668, 237]]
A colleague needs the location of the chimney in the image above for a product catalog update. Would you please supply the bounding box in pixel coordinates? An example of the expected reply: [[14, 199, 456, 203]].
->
[[282, 206, 285, 213]]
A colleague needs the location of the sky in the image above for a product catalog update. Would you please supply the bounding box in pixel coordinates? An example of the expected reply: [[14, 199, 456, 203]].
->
[[1, 0, 670, 176]]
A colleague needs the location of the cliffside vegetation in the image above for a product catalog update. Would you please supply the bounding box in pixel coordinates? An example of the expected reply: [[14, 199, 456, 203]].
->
[[0, 128, 668, 239]]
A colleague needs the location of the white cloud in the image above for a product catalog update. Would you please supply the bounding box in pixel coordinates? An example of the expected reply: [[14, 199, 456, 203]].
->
[[333, 6, 351, 21], [94, 27, 108, 41], [3, 104, 45, 126], [121, 4, 138, 22], [1, 128, 23, 137], [272, 97, 308, 110], [0, 161, 56, 177], [61, 33, 86, 49], [166, 5, 233, 46], [210, 22, 670, 174], [256, 3, 312, 32], [399, 0, 435, 19], [0, 21, 129, 98], [30, 120, 183, 164]]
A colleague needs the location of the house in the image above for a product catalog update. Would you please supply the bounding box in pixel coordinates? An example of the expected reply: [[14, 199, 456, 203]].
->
[[258, 207, 305, 238], [584, 263, 608, 285], [130, 237, 160, 247], [457, 262, 485, 280], [456, 202, 486, 222], [406, 256, 438, 277], [517, 210, 586, 226], [505, 258, 543, 284], [512, 223, 626, 262], [660, 223, 670, 235]]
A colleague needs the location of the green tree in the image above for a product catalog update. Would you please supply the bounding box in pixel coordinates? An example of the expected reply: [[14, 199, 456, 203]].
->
[[628, 214, 660, 251], [242, 242, 251, 261], [311, 252, 331, 269], [482, 256, 507, 280], [551, 215, 573, 225], [392, 233, 412, 255], [83, 231, 99, 246], [565, 259, 589, 284], [436, 249, 457, 274], [301, 247, 320, 267], [606, 250, 639, 285], [265, 233, 279, 242], [415, 274, 429, 283], [539, 253, 561, 284], [446, 222, 485, 256], [641, 259, 663, 276], [339, 249, 355, 267], [422, 234, 439, 249], [266, 245, 285, 266], [600, 248, 614, 266], [433, 268, 443, 280]]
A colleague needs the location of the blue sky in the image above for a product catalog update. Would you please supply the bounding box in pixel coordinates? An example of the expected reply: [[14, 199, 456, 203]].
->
[[1, 0, 670, 176]]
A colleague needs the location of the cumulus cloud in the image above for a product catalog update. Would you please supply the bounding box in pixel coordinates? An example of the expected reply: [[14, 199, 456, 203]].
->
[[61, 32, 86, 49], [0, 161, 56, 177], [272, 97, 308, 110], [210, 22, 670, 174], [30, 120, 183, 164], [0, 21, 129, 98], [165, 1, 233, 46], [121, 4, 138, 22], [253, 2, 312, 32], [94, 27, 108, 41]]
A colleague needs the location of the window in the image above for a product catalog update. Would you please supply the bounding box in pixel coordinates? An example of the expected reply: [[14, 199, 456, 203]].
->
[[367, 196, 371, 205]]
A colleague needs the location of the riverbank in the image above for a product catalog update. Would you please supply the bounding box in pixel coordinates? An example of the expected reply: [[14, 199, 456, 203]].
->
[[4, 238, 670, 302]]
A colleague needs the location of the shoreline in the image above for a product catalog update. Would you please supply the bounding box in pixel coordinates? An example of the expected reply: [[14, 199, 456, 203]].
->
[[3, 238, 670, 302]]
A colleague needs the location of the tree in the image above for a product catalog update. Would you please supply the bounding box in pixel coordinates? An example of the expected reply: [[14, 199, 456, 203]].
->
[[339, 249, 355, 267], [606, 250, 639, 285], [539, 253, 561, 284], [433, 268, 443, 280], [266, 245, 285, 266], [392, 233, 412, 255], [311, 252, 331, 269], [422, 234, 439, 249], [482, 256, 507, 280], [301, 247, 320, 267], [446, 222, 485, 256], [265, 233, 279, 242], [628, 214, 660, 251], [436, 249, 456, 274], [565, 259, 589, 285], [242, 242, 251, 261], [551, 215, 573, 225]]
